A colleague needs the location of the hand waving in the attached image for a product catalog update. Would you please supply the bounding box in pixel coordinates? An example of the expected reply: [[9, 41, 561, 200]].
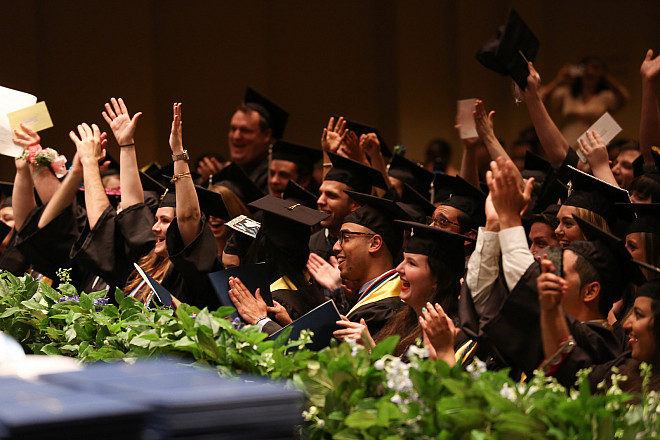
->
[[321, 116, 348, 153], [69, 123, 105, 166], [102, 97, 142, 146]]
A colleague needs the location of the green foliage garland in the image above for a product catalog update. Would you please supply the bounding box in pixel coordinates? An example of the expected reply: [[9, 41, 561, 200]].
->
[[0, 272, 659, 439]]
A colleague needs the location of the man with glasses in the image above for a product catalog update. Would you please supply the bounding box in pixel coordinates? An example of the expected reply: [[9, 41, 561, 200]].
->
[[332, 192, 407, 335], [429, 176, 486, 254]]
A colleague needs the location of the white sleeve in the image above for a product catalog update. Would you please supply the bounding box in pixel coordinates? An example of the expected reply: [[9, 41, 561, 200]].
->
[[466, 227, 501, 314], [499, 226, 535, 292]]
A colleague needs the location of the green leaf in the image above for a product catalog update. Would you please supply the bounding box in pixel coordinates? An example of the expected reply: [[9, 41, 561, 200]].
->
[[78, 293, 93, 311], [39, 283, 61, 303], [40, 343, 62, 356], [20, 300, 48, 311], [344, 410, 378, 429], [0, 307, 20, 318], [370, 335, 399, 361]]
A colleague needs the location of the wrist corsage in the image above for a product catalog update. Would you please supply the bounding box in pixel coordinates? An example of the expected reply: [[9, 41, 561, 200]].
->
[[21, 145, 68, 178]]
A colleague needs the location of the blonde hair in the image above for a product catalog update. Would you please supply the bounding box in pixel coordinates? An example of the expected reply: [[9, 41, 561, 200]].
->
[[574, 207, 611, 234]]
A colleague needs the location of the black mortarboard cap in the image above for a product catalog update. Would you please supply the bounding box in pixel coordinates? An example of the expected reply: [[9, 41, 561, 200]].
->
[[476, 8, 540, 90], [564, 165, 631, 228], [396, 220, 475, 277], [388, 154, 434, 198], [0, 220, 11, 243], [522, 150, 552, 182], [343, 119, 392, 157], [633, 150, 660, 178], [158, 188, 176, 208], [532, 149, 579, 213], [211, 163, 264, 205], [283, 180, 318, 209], [324, 152, 388, 192], [431, 173, 455, 204], [0, 181, 14, 200], [398, 183, 436, 223], [440, 176, 487, 227], [249, 195, 328, 255], [195, 185, 230, 220], [244, 87, 289, 140], [571, 215, 646, 298], [271, 140, 323, 170], [139, 171, 167, 195], [635, 279, 660, 300], [249, 195, 328, 227], [154, 162, 201, 188], [141, 161, 161, 177], [343, 190, 411, 256], [615, 203, 660, 235]]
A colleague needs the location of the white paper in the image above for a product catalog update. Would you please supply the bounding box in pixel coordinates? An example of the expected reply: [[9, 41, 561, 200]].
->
[[0, 86, 37, 157], [456, 99, 478, 139], [575, 112, 622, 163]]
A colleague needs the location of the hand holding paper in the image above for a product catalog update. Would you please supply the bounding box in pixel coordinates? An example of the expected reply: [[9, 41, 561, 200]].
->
[[456, 99, 478, 139], [575, 112, 622, 163]]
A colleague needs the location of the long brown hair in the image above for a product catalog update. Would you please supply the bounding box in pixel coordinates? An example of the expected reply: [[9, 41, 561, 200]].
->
[[374, 253, 461, 357], [123, 250, 172, 304]]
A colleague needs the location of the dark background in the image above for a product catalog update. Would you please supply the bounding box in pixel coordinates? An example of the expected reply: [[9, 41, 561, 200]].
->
[[0, 1, 658, 179]]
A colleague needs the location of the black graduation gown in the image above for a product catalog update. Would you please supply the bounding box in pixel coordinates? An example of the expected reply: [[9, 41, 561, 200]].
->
[[0, 233, 30, 276], [70, 203, 156, 289], [239, 158, 269, 195], [270, 279, 326, 322], [163, 216, 221, 310], [460, 262, 624, 379], [348, 297, 404, 337], [308, 229, 337, 262], [11, 202, 101, 290]]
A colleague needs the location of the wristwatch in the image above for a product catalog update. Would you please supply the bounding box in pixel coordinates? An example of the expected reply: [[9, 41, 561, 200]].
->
[[172, 149, 189, 162]]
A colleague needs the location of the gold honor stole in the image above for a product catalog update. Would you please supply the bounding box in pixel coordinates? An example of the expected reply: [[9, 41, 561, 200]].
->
[[347, 270, 401, 317], [270, 271, 312, 292]]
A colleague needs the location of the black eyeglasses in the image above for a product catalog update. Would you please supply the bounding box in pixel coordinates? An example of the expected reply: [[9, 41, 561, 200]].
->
[[339, 230, 375, 244], [426, 215, 461, 228]]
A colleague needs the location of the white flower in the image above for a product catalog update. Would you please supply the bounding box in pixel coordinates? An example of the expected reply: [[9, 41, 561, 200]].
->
[[374, 358, 385, 370], [390, 393, 403, 405], [406, 344, 429, 360], [499, 383, 516, 402]]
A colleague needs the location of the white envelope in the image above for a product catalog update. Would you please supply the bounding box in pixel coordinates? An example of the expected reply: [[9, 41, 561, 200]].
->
[[456, 99, 478, 139], [575, 112, 622, 163], [0, 86, 37, 158]]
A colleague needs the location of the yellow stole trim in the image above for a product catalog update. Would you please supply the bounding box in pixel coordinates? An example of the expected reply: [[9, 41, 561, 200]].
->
[[347, 276, 401, 317], [270, 271, 311, 292]]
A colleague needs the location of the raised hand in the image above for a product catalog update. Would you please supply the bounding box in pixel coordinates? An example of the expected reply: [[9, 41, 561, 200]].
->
[[486, 157, 534, 228], [640, 49, 660, 83], [307, 253, 342, 290], [340, 130, 369, 165], [102, 97, 142, 146], [169, 102, 183, 154], [473, 99, 496, 142], [521, 62, 542, 101], [69, 123, 105, 166], [197, 156, 225, 183], [12, 123, 41, 148], [228, 276, 267, 325], [321, 116, 348, 153], [360, 133, 380, 158], [419, 302, 457, 365]]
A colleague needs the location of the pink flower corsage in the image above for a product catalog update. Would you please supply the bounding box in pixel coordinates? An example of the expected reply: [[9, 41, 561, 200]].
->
[[21, 145, 68, 178]]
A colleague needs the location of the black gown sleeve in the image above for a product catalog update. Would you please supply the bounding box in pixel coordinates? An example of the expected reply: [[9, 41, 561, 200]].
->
[[13, 203, 82, 281], [164, 216, 221, 309], [116, 203, 156, 262], [348, 297, 405, 337], [70, 204, 152, 288]]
